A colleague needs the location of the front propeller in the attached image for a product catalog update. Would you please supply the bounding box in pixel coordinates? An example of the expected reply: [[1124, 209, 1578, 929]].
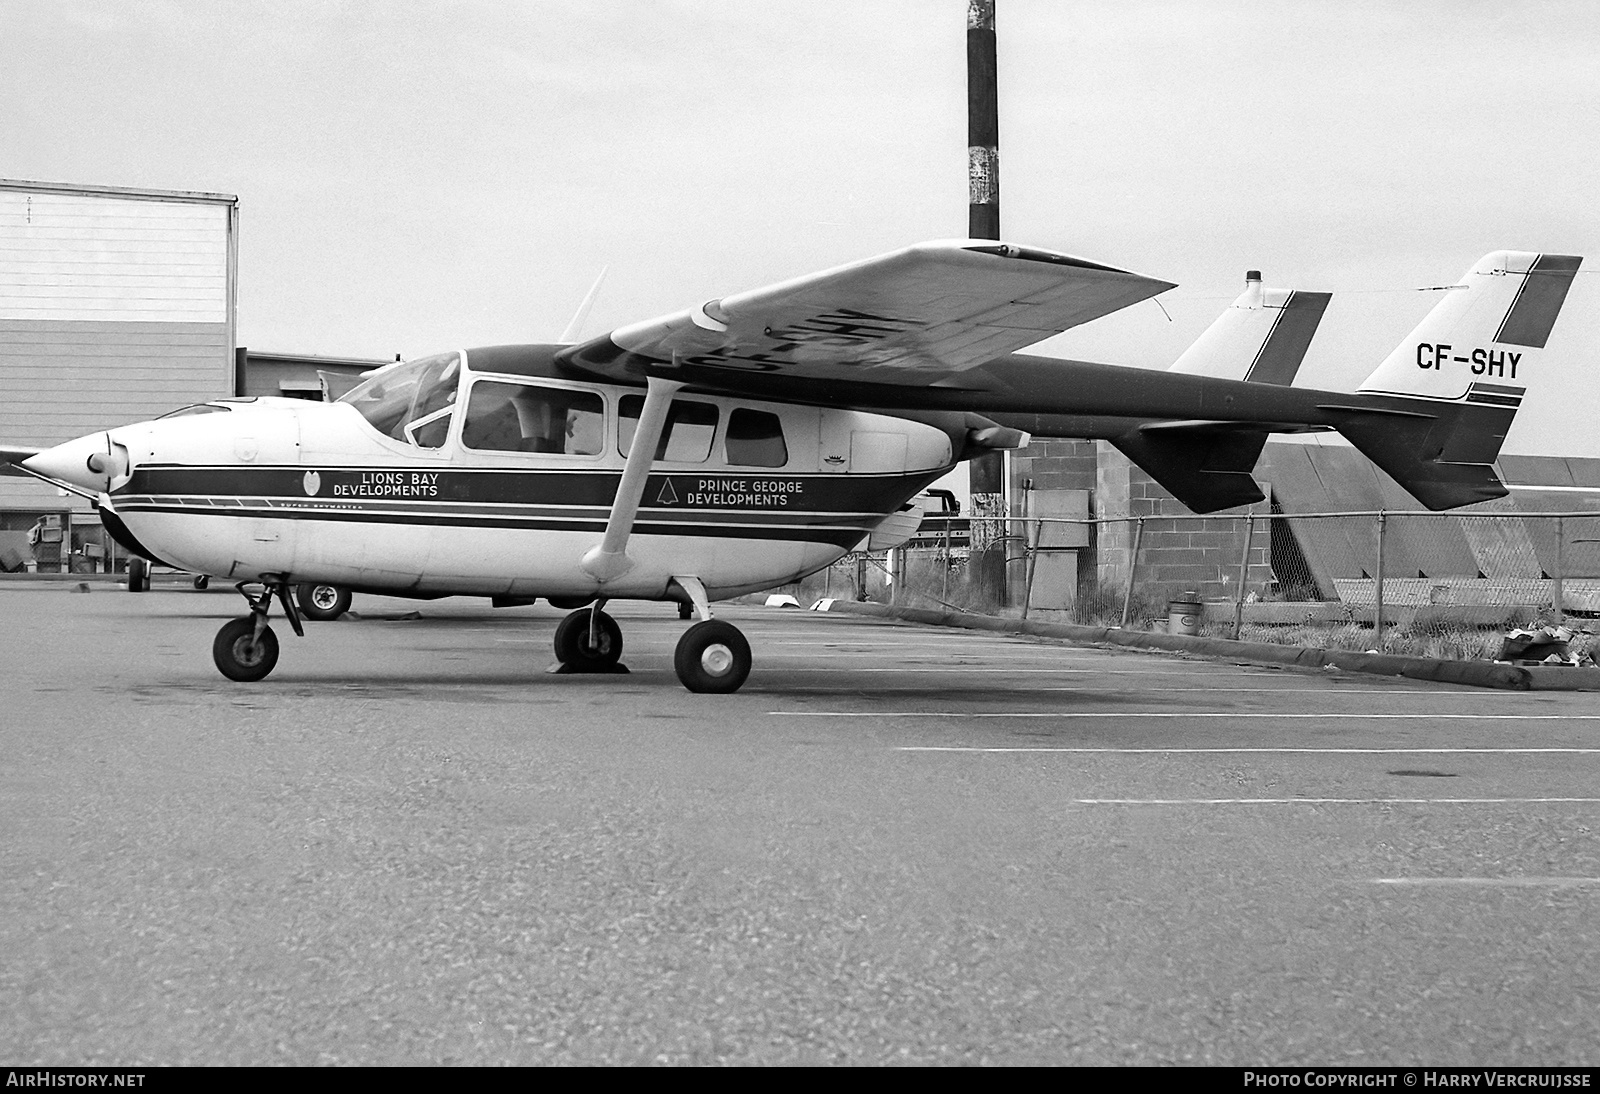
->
[[21, 431, 129, 493], [86, 436, 130, 481]]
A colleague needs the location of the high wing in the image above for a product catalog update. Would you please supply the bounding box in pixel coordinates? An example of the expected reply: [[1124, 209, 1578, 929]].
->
[[561, 239, 1174, 385]]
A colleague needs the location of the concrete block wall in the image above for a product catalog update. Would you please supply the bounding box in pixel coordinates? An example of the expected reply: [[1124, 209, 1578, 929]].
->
[[1011, 438, 1100, 604], [1011, 438, 1098, 494], [1090, 443, 1274, 602]]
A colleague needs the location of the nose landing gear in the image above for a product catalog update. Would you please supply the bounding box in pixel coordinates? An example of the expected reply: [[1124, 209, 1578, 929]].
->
[[212, 579, 302, 682], [213, 616, 279, 682]]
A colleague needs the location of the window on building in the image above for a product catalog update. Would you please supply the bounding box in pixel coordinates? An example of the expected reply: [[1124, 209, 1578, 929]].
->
[[338, 352, 461, 449], [725, 408, 788, 467], [461, 381, 604, 455], [617, 395, 719, 462]]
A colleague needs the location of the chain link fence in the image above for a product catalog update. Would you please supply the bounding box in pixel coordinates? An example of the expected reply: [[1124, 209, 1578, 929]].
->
[[788, 510, 1600, 656]]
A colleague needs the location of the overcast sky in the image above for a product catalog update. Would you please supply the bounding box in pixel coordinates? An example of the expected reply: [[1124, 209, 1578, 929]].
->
[[5, 0, 1599, 454]]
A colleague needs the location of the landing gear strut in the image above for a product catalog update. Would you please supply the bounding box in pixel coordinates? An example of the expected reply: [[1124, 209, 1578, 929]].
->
[[212, 579, 302, 682]]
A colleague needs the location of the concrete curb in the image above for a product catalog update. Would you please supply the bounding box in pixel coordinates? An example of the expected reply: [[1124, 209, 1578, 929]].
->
[[807, 599, 1599, 691]]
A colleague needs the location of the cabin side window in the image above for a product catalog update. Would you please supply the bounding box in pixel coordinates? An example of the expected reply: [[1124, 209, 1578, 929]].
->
[[616, 395, 719, 463], [461, 380, 605, 455], [338, 352, 461, 449], [725, 408, 788, 467]]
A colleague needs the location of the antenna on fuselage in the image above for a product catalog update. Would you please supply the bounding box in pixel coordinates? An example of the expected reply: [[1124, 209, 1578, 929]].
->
[[559, 267, 609, 344]]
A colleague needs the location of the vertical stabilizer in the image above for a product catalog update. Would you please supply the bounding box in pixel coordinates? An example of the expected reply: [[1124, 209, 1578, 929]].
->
[[1169, 273, 1331, 385], [1356, 251, 1582, 403]]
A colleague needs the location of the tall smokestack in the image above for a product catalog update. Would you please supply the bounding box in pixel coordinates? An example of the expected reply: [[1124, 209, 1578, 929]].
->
[[967, 0, 1006, 606]]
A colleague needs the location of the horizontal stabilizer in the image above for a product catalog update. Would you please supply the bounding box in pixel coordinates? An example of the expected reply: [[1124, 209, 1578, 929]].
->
[[1112, 425, 1269, 513]]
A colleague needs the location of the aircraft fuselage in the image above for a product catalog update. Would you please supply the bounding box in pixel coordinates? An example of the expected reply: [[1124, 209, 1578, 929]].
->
[[63, 345, 955, 602]]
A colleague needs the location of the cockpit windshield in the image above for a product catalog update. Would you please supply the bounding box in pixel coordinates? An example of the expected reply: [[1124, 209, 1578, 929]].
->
[[338, 352, 461, 448], [157, 403, 232, 419]]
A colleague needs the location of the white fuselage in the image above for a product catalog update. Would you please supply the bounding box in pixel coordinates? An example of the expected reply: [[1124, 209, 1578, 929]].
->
[[83, 350, 953, 601]]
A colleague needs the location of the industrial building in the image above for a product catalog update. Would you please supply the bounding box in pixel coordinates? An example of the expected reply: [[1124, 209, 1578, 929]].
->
[[0, 179, 382, 573]]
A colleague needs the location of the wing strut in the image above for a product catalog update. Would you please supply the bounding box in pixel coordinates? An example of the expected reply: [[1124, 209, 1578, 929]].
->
[[580, 374, 685, 582]]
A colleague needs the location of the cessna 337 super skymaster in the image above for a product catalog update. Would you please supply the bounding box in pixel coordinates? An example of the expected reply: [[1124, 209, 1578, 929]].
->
[[0, 240, 1581, 692]]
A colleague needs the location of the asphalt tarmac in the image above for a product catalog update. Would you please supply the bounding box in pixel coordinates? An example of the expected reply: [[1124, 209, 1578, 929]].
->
[[2, 582, 1598, 1066]]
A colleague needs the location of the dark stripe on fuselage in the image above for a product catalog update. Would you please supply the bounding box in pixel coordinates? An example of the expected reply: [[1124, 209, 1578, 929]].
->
[[111, 501, 871, 549], [121, 465, 941, 514]]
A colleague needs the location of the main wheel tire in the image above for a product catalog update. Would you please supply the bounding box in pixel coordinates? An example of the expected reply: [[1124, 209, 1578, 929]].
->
[[553, 609, 623, 669], [213, 617, 280, 682], [192, 574, 210, 591], [127, 556, 149, 593], [673, 620, 751, 694], [296, 583, 352, 621]]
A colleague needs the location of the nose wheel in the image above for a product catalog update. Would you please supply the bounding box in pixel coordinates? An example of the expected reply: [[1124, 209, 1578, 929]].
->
[[213, 616, 280, 682], [212, 578, 302, 682], [673, 620, 751, 693]]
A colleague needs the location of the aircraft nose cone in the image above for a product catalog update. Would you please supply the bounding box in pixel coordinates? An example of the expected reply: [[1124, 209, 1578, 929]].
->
[[21, 432, 127, 491]]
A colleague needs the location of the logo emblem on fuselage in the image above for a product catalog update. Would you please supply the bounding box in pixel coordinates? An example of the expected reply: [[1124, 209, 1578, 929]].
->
[[303, 471, 322, 496]]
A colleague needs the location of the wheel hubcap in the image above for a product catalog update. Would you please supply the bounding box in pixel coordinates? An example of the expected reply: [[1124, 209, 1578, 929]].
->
[[312, 586, 338, 609], [700, 643, 734, 676]]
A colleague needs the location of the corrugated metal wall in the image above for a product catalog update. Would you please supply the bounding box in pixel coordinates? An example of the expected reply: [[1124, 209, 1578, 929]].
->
[[0, 183, 236, 512]]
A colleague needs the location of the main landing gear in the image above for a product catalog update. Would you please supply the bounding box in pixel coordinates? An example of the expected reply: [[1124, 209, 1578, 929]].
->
[[212, 579, 303, 682], [296, 582, 352, 621], [673, 619, 751, 694], [552, 604, 625, 672], [548, 579, 752, 693]]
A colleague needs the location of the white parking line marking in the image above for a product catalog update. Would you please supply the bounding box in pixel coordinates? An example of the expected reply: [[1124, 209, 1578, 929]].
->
[[1371, 877, 1600, 887], [779, 668, 1290, 675], [1035, 688, 1522, 694], [896, 747, 1600, 754], [1075, 798, 1600, 805], [773, 712, 1600, 720], [786, 687, 1479, 696]]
